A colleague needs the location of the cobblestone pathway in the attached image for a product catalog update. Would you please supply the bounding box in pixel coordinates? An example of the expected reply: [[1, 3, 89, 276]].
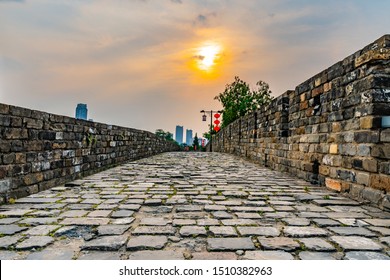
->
[[1, 152, 390, 260]]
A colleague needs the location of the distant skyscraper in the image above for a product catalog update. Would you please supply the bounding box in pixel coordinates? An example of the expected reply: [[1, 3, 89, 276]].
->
[[75, 103, 88, 120], [186, 129, 193, 146], [175, 125, 183, 144]]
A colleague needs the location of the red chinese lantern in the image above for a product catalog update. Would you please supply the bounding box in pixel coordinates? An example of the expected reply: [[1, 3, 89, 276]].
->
[[214, 113, 220, 119], [214, 126, 220, 132], [214, 120, 220, 125]]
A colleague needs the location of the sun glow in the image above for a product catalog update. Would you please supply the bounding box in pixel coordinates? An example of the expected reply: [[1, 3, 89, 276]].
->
[[195, 43, 222, 71]]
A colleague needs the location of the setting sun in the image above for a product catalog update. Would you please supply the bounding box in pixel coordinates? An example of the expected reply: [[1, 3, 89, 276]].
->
[[195, 43, 222, 71]]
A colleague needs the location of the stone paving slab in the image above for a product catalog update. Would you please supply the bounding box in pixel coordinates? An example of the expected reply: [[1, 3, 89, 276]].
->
[[0, 152, 389, 260], [26, 248, 75, 260], [298, 238, 336, 251], [330, 236, 383, 251], [209, 226, 238, 237], [81, 236, 128, 251], [299, 252, 339, 260], [0, 236, 23, 249], [97, 225, 130, 236], [242, 251, 294, 260], [60, 218, 110, 226], [15, 236, 54, 250], [180, 226, 207, 237], [191, 252, 237, 260], [127, 236, 168, 250], [132, 226, 176, 235], [78, 252, 123, 260], [0, 225, 28, 235], [327, 227, 376, 237], [284, 226, 328, 237], [258, 237, 300, 251], [344, 251, 390, 260], [237, 227, 280, 237], [207, 237, 256, 251], [128, 250, 185, 260], [23, 225, 60, 236]]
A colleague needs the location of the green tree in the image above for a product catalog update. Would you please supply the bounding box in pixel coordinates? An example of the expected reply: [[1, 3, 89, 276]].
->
[[214, 76, 273, 127], [193, 133, 199, 151], [202, 124, 216, 140], [155, 129, 174, 142]]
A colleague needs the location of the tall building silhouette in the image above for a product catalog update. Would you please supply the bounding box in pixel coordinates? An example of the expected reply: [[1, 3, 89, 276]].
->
[[175, 125, 183, 144], [186, 129, 193, 146], [75, 103, 88, 120]]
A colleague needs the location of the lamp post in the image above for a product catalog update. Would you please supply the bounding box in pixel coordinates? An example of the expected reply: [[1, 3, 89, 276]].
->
[[200, 110, 221, 152]]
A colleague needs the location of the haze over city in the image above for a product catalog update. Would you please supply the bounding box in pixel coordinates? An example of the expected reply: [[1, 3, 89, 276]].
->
[[1, 0, 390, 136]]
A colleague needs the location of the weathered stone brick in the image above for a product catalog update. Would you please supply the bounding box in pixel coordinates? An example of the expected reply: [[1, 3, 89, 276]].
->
[[356, 172, 370, 186], [378, 162, 390, 174], [4, 128, 28, 140], [373, 103, 390, 115], [24, 118, 43, 129], [344, 132, 355, 143], [10, 117, 22, 127], [39, 131, 56, 140], [325, 178, 342, 192], [357, 144, 371, 156], [3, 154, 15, 164], [23, 173, 44, 185], [337, 169, 356, 182], [362, 187, 383, 204], [362, 158, 378, 172], [354, 131, 379, 143], [0, 179, 12, 193], [381, 129, 390, 142], [15, 153, 26, 164], [339, 144, 356, 156], [0, 166, 7, 179], [0, 104, 10, 114], [0, 115, 11, 126], [360, 116, 381, 129], [319, 166, 330, 176], [25, 141, 43, 152], [322, 155, 342, 167], [355, 48, 390, 67], [371, 145, 390, 159], [353, 159, 363, 169], [332, 122, 342, 132], [329, 144, 338, 154], [324, 82, 332, 92], [370, 174, 390, 192]]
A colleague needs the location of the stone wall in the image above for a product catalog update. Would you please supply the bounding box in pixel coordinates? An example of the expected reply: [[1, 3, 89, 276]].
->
[[0, 105, 179, 202], [210, 34, 390, 210]]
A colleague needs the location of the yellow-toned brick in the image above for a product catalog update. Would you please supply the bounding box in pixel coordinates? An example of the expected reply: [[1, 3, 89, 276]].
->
[[332, 123, 341, 133], [360, 116, 374, 129], [329, 144, 338, 154], [370, 174, 390, 192], [325, 178, 342, 192], [324, 82, 332, 92]]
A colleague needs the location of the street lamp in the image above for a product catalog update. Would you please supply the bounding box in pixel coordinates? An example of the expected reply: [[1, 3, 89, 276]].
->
[[200, 109, 222, 152]]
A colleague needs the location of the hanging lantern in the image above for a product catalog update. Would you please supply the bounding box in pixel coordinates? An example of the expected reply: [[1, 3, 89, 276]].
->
[[214, 113, 221, 119], [214, 120, 220, 125], [202, 114, 207, 121], [214, 126, 221, 132]]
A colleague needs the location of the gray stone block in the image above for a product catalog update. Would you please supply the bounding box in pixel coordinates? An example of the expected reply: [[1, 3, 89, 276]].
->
[[0, 179, 12, 193], [207, 238, 255, 251]]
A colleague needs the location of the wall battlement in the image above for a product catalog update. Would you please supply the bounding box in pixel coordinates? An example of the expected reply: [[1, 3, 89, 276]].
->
[[0, 106, 179, 203], [210, 34, 390, 210]]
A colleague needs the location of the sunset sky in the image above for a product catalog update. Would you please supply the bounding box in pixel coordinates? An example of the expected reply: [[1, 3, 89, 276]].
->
[[1, 0, 389, 139]]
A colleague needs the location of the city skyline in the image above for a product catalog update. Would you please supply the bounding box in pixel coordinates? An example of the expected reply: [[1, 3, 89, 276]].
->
[[175, 125, 183, 144], [186, 129, 193, 146], [75, 103, 88, 120], [1, 1, 390, 136]]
